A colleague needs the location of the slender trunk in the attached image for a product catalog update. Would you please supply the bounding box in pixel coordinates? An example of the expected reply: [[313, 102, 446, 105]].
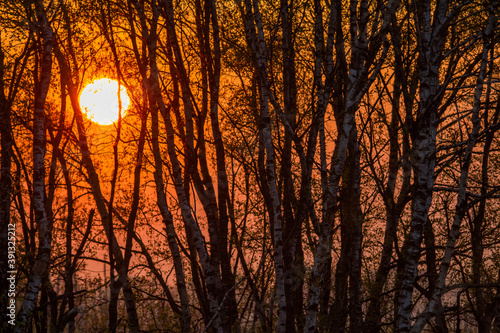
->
[[423, 220, 447, 332], [328, 128, 363, 332], [107, 83, 121, 333], [345, 128, 364, 332], [16, 2, 53, 330], [108, 279, 119, 332], [395, 1, 448, 330], [410, 11, 497, 332], [311, 1, 336, 329], [470, 16, 498, 332], [150, 77, 191, 333], [240, 0, 288, 329], [330, 228, 349, 332], [193, 1, 238, 329], [158, 1, 226, 330], [60, 155, 76, 332], [115, 86, 141, 333], [207, 1, 239, 328], [279, 1, 304, 331]]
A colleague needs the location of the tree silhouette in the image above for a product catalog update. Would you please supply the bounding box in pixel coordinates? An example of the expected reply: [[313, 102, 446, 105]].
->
[[1, 0, 500, 332]]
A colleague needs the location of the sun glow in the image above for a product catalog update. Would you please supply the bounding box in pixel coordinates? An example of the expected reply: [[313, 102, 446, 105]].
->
[[79, 78, 130, 125]]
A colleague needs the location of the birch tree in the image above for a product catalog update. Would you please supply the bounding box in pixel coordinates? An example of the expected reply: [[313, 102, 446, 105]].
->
[[125, 0, 242, 331], [15, 0, 53, 330], [3, 0, 500, 331], [410, 6, 499, 332], [394, 1, 498, 331]]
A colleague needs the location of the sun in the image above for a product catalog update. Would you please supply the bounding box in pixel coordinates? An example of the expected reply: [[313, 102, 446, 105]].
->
[[79, 78, 130, 125]]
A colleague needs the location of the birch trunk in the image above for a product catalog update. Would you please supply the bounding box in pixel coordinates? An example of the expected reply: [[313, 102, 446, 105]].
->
[[279, 0, 304, 331], [149, 68, 191, 332], [133, 1, 226, 330], [471, 58, 500, 331], [304, 0, 397, 330], [15, 1, 53, 330], [312, 2, 337, 328], [60, 156, 76, 332], [409, 11, 497, 332], [240, 0, 288, 330], [395, 1, 449, 331], [193, 0, 239, 327], [344, 128, 363, 332]]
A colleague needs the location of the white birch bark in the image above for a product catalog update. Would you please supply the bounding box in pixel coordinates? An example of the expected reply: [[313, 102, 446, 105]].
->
[[304, 0, 398, 330], [157, 90, 224, 333], [395, 1, 449, 331], [148, 38, 192, 333], [410, 12, 497, 333], [15, 1, 53, 330], [142, 1, 225, 330], [239, 0, 287, 330], [151, 103, 192, 332], [126, 1, 193, 331]]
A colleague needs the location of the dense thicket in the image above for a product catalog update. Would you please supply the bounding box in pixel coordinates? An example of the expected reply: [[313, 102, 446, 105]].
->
[[1, 0, 500, 332]]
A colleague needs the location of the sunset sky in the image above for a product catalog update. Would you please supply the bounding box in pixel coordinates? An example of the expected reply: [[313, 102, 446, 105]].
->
[[1, 0, 500, 332]]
